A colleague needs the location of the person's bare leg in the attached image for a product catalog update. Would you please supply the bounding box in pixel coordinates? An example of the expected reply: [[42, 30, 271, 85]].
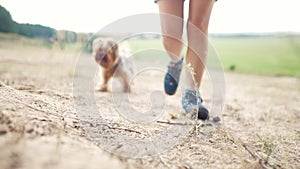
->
[[157, 0, 184, 61], [183, 0, 214, 89]]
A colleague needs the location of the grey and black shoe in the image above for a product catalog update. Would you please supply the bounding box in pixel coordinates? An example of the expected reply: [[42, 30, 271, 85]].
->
[[182, 89, 209, 120]]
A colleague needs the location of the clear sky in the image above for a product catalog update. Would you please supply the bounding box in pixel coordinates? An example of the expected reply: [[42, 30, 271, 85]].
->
[[1, 0, 300, 34]]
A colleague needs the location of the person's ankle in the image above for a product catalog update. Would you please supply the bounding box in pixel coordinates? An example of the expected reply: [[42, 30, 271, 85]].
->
[[170, 56, 182, 63]]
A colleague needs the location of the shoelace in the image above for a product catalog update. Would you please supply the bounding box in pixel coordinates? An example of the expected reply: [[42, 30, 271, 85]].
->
[[183, 90, 203, 109]]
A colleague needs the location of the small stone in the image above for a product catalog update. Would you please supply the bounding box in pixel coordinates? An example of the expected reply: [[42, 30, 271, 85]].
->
[[0, 125, 7, 135], [169, 113, 178, 120], [0, 130, 7, 135], [213, 116, 221, 123], [172, 163, 192, 169]]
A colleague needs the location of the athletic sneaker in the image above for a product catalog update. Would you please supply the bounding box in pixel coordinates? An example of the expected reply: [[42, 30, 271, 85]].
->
[[164, 58, 183, 95], [182, 89, 209, 120]]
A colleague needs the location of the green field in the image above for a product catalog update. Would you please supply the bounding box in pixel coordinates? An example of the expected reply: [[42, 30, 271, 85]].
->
[[1, 32, 300, 77], [127, 36, 300, 77], [211, 36, 300, 77]]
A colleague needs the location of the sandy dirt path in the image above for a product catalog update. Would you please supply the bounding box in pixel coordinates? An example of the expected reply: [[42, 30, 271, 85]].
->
[[0, 44, 299, 169]]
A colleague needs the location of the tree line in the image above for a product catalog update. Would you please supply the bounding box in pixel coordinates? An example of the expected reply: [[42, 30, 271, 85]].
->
[[0, 5, 89, 43]]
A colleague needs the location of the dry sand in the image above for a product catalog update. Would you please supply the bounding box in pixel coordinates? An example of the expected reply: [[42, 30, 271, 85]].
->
[[0, 43, 299, 169]]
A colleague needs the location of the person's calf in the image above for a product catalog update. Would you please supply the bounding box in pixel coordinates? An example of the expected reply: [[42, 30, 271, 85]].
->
[[162, 36, 183, 62]]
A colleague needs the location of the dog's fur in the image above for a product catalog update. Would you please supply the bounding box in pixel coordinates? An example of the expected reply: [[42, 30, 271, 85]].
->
[[93, 38, 133, 92]]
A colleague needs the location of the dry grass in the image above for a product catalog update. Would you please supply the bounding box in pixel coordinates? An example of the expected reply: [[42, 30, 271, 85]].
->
[[0, 36, 299, 169]]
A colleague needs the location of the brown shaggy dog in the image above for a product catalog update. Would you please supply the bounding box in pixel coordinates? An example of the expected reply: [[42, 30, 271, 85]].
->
[[93, 38, 133, 92]]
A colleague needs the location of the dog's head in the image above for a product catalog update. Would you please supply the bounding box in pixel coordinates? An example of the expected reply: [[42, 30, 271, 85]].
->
[[93, 38, 119, 69]]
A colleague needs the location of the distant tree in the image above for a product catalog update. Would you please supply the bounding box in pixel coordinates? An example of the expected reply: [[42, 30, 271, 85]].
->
[[0, 5, 17, 33], [0, 5, 56, 39], [0, 5, 92, 44], [66, 31, 77, 43], [77, 33, 89, 43], [17, 23, 56, 38]]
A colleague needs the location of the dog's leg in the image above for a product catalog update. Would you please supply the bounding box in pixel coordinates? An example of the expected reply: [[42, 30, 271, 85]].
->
[[98, 71, 110, 92], [123, 78, 131, 93], [119, 71, 131, 93]]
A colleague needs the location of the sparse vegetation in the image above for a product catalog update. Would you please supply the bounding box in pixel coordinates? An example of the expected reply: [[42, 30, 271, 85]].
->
[[0, 32, 299, 169]]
